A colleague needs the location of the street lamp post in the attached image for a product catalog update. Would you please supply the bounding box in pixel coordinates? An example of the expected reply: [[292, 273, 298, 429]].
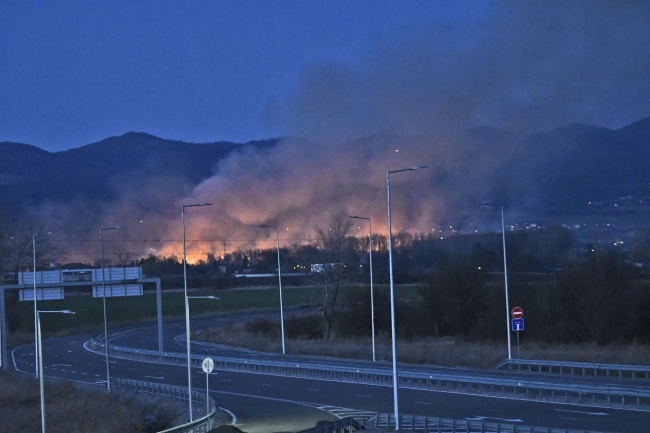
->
[[182, 202, 212, 421], [37, 309, 75, 433], [0, 236, 15, 371], [258, 225, 285, 354], [100, 225, 125, 391], [387, 165, 428, 430], [33, 231, 52, 378], [349, 216, 375, 362], [480, 203, 512, 360]]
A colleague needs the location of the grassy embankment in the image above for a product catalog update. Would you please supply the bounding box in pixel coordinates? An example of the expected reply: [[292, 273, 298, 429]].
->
[[0, 370, 183, 433]]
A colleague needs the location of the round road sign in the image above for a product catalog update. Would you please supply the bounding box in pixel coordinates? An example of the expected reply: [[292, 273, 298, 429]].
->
[[511, 307, 524, 319], [202, 357, 214, 374]]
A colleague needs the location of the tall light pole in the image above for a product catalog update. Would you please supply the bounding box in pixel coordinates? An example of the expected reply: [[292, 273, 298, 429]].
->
[[38, 309, 75, 433], [100, 225, 125, 391], [349, 216, 376, 362], [480, 202, 512, 360], [182, 202, 212, 421], [33, 231, 52, 378], [258, 225, 285, 354], [387, 165, 428, 430]]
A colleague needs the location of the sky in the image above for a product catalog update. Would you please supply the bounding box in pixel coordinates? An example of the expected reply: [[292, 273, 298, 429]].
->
[[2, 0, 649, 153], [3, 1, 650, 262], [0, 0, 483, 152]]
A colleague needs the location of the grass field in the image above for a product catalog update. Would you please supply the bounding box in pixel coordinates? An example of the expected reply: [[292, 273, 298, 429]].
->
[[11, 285, 321, 334]]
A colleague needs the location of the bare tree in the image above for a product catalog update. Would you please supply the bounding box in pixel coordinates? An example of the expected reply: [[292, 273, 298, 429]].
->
[[310, 214, 356, 339], [113, 246, 133, 267]]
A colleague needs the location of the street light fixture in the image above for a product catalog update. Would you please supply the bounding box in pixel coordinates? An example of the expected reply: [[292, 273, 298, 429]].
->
[[37, 309, 75, 433], [349, 216, 376, 362], [182, 202, 212, 421], [480, 202, 512, 360], [387, 165, 428, 430], [100, 225, 126, 391], [258, 225, 286, 354], [33, 231, 52, 378]]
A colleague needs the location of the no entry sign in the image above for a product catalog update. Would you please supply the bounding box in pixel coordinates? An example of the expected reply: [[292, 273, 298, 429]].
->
[[511, 307, 524, 319]]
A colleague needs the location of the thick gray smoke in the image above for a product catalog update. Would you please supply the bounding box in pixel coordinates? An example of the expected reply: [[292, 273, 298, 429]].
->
[[34, 1, 650, 262], [179, 0, 650, 256]]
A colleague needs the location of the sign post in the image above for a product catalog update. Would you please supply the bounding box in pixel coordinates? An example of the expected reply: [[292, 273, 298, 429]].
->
[[201, 357, 214, 416], [511, 307, 524, 359]]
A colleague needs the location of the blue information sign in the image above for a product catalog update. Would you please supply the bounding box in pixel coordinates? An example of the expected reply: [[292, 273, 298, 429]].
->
[[512, 318, 524, 331]]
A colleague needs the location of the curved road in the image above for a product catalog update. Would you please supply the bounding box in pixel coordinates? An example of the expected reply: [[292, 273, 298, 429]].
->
[[11, 317, 650, 433]]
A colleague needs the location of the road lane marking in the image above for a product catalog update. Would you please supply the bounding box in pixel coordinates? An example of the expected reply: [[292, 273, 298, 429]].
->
[[466, 416, 523, 423], [144, 375, 165, 379], [554, 409, 608, 416], [356, 394, 371, 398], [306, 388, 319, 392]]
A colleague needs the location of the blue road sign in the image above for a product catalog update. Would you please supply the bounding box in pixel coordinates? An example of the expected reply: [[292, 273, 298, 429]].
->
[[512, 318, 524, 331]]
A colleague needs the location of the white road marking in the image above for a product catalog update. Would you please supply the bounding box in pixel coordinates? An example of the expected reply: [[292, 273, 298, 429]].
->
[[555, 409, 608, 416], [144, 375, 165, 379], [415, 401, 431, 405], [356, 394, 371, 398], [466, 416, 523, 423]]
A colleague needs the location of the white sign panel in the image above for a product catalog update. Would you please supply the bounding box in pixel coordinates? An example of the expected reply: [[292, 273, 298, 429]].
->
[[19, 288, 65, 301]]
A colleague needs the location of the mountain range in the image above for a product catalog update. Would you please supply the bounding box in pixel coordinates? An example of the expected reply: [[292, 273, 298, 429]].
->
[[1, 117, 649, 244], [0, 133, 278, 212]]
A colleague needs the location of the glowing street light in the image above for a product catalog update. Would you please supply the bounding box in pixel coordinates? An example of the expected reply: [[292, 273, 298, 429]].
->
[[480, 202, 512, 360], [349, 216, 376, 362], [387, 165, 428, 430], [258, 225, 285, 354], [182, 202, 212, 421], [37, 309, 75, 433], [32, 231, 52, 378], [100, 225, 126, 391]]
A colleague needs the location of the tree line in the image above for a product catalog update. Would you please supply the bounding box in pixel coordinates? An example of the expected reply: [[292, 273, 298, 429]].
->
[[3, 212, 650, 344]]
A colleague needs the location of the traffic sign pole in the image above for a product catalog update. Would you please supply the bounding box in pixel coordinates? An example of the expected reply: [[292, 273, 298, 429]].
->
[[202, 357, 214, 416]]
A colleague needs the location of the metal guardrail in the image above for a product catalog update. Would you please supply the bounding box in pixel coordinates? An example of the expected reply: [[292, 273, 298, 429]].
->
[[356, 413, 604, 433], [295, 413, 606, 433], [496, 359, 650, 381], [111, 378, 220, 433], [88, 331, 650, 412], [297, 417, 364, 433]]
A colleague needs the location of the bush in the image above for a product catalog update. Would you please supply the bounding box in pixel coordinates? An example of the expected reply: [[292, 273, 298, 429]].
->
[[0, 371, 183, 433]]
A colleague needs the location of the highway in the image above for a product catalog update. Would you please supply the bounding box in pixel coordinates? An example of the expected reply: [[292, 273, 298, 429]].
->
[[10, 316, 650, 433]]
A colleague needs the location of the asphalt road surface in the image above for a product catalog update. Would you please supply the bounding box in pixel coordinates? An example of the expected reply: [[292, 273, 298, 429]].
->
[[10, 321, 650, 433]]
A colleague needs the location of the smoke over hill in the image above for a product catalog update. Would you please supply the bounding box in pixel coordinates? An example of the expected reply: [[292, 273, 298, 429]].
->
[[2, 1, 649, 263], [2, 115, 649, 264]]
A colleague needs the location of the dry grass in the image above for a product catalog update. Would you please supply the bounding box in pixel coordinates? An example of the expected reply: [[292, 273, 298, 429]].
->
[[195, 320, 650, 369], [0, 371, 184, 433]]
